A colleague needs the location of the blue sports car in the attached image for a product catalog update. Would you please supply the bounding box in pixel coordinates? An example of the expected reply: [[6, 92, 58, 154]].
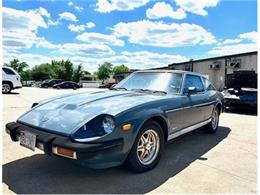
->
[[6, 70, 224, 172]]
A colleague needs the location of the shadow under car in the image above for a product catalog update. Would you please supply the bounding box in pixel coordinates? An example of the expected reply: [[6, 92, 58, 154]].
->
[[3, 126, 231, 194]]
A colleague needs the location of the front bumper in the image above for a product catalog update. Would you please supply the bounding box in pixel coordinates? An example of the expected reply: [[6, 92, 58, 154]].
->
[[5, 122, 125, 169]]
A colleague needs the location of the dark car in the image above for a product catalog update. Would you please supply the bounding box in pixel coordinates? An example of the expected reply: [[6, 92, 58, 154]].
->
[[6, 70, 224, 172], [222, 70, 257, 109], [53, 81, 80, 89], [99, 82, 116, 89], [40, 79, 63, 88]]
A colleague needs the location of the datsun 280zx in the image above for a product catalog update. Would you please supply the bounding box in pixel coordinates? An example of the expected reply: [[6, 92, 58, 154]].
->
[[6, 70, 224, 172]]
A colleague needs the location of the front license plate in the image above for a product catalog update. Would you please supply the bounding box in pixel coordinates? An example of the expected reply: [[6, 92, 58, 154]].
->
[[20, 131, 36, 151]]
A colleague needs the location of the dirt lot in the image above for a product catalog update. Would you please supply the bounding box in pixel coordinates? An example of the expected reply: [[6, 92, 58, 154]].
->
[[2, 87, 257, 194]]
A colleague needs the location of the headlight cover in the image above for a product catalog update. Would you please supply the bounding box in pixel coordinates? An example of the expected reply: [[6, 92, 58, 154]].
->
[[72, 114, 116, 142], [102, 115, 115, 133]]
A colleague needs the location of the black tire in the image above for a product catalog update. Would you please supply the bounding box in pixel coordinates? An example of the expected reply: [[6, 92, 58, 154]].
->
[[2, 82, 12, 94], [125, 120, 164, 173], [204, 107, 220, 134]]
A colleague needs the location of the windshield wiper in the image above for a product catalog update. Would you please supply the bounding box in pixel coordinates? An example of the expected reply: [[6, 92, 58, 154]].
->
[[111, 87, 127, 91], [131, 89, 167, 95]]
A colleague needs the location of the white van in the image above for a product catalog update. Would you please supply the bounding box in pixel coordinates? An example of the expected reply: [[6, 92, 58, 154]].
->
[[2, 66, 22, 93]]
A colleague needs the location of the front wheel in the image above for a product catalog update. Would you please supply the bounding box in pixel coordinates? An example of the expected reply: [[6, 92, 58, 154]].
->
[[125, 120, 164, 173], [204, 107, 220, 134]]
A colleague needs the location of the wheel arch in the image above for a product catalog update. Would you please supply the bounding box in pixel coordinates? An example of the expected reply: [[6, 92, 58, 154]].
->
[[2, 80, 13, 89], [139, 114, 169, 143], [215, 101, 222, 114]]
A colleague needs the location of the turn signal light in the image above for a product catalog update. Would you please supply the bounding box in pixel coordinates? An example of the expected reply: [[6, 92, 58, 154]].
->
[[122, 124, 132, 131], [52, 147, 77, 159]]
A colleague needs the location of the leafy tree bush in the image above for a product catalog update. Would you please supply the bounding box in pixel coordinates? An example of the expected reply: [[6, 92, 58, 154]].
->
[[97, 62, 113, 83], [113, 64, 129, 75]]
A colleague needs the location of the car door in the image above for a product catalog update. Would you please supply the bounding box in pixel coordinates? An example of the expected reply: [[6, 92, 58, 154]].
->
[[201, 77, 217, 119], [180, 74, 207, 128]]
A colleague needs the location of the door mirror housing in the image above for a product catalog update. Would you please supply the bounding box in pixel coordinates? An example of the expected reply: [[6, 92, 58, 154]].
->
[[185, 86, 197, 95]]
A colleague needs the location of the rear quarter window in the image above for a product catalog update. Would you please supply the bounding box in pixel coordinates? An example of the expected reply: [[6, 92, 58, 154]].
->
[[183, 74, 204, 93], [202, 77, 216, 91], [2, 68, 16, 75]]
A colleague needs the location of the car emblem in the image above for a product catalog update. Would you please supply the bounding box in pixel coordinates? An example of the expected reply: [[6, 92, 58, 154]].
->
[[41, 116, 49, 122]]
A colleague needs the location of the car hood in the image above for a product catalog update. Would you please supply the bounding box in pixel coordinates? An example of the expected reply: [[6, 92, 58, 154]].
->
[[17, 90, 168, 135]]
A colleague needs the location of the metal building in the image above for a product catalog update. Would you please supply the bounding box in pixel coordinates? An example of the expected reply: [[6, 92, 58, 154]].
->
[[168, 51, 257, 91]]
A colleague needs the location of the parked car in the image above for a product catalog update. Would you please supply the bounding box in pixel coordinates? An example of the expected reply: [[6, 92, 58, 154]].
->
[[6, 70, 224, 172], [222, 70, 257, 109], [2, 66, 22, 94], [99, 82, 116, 89], [53, 81, 80, 89], [40, 79, 63, 88]]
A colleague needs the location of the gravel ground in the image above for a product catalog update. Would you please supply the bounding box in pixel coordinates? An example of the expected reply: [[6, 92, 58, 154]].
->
[[2, 87, 257, 194]]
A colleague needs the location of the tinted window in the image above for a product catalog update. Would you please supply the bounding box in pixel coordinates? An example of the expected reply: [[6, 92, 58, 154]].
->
[[202, 77, 216, 91], [3, 68, 16, 75], [183, 75, 204, 93]]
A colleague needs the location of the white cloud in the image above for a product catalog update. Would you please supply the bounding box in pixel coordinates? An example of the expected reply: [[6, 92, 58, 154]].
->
[[37, 7, 51, 18], [3, 7, 52, 50], [68, 1, 84, 12], [146, 2, 186, 20], [59, 12, 78, 22], [175, 0, 220, 16], [75, 6, 84, 12], [3, 50, 188, 73], [209, 31, 257, 55], [239, 31, 257, 43], [115, 51, 188, 69], [3, 7, 48, 31], [220, 31, 257, 45], [55, 43, 115, 56], [208, 43, 257, 56], [222, 38, 242, 45], [96, 0, 151, 13], [68, 22, 95, 32], [76, 32, 124, 46], [112, 20, 216, 48], [67, 1, 73, 6]]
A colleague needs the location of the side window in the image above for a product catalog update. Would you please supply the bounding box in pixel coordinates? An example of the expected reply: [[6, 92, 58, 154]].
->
[[3, 68, 16, 75], [183, 75, 204, 93], [202, 77, 216, 91]]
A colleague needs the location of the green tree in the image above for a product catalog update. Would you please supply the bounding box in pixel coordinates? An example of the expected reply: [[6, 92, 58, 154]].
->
[[72, 64, 84, 82], [31, 63, 56, 81], [112, 64, 129, 75], [50, 59, 74, 80], [20, 69, 32, 81], [5, 59, 29, 73], [5, 59, 30, 80], [96, 62, 113, 83]]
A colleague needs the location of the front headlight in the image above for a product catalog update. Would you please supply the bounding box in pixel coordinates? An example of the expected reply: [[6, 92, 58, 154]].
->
[[102, 115, 115, 133], [72, 114, 116, 142]]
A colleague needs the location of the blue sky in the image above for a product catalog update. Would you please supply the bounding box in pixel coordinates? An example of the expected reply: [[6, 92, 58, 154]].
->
[[3, 0, 257, 72]]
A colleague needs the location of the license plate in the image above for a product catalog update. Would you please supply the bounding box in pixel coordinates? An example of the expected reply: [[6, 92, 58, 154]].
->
[[20, 131, 36, 151]]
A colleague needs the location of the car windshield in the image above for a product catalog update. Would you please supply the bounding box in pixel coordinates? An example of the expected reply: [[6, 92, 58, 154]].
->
[[114, 72, 183, 94]]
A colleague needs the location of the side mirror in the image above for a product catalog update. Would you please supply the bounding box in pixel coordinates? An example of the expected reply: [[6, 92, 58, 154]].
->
[[186, 86, 197, 95], [110, 84, 116, 89]]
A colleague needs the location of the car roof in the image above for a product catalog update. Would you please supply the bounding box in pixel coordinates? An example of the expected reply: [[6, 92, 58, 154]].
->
[[135, 69, 204, 77]]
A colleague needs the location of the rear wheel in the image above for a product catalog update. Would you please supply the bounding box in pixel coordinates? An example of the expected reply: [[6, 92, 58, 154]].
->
[[2, 83, 12, 94], [204, 107, 220, 134], [126, 120, 164, 173]]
